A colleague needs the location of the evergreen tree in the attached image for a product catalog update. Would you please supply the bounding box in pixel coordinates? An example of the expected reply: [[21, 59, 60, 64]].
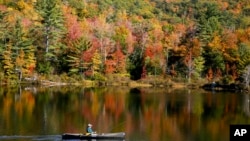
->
[[202, 47, 224, 77], [10, 19, 34, 79], [35, 0, 65, 73], [0, 10, 9, 69], [238, 43, 250, 74], [127, 45, 144, 80], [67, 38, 91, 76], [196, 2, 222, 44], [11, 19, 32, 60]]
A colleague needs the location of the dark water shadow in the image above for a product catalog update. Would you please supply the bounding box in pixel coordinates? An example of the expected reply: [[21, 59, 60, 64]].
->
[[0, 135, 61, 141]]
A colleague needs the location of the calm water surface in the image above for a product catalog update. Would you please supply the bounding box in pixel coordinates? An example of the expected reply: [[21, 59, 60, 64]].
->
[[0, 86, 249, 141]]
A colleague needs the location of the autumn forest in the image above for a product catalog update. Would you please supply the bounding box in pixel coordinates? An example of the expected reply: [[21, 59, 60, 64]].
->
[[0, 0, 250, 85]]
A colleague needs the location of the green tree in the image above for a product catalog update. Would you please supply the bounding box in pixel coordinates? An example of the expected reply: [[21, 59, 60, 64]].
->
[[10, 19, 35, 79], [193, 56, 205, 79], [202, 47, 224, 78], [67, 38, 91, 77], [11, 19, 32, 60], [127, 22, 150, 80], [35, 0, 65, 73], [238, 43, 250, 73], [196, 3, 222, 44], [127, 46, 144, 80]]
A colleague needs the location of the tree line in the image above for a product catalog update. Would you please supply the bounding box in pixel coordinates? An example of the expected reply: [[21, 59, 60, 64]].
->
[[0, 0, 250, 85]]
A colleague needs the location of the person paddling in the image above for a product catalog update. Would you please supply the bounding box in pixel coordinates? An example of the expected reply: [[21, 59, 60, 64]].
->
[[86, 124, 95, 135]]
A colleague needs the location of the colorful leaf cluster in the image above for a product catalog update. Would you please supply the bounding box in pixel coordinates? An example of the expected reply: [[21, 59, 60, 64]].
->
[[0, 0, 250, 81]]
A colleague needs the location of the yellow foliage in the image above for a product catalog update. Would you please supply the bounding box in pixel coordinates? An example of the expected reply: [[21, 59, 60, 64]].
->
[[92, 50, 102, 72], [16, 49, 25, 68], [208, 34, 222, 51], [17, 0, 26, 10], [24, 46, 36, 76]]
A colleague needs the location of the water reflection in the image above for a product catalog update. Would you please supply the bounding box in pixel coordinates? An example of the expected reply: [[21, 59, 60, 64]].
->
[[0, 135, 61, 141], [0, 86, 250, 141]]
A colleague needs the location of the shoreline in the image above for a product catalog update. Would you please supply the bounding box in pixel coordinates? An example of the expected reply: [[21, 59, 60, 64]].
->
[[1, 74, 249, 93]]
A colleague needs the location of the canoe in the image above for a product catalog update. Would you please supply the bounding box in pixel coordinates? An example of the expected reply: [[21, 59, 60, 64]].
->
[[62, 132, 125, 140]]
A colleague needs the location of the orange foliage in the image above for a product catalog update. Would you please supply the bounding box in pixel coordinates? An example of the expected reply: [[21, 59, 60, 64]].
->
[[218, 1, 229, 10], [114, 46, 126, 73], [175, 24, 187, 36], [105, 94, 116, 112], [237, 28, 250, 43], [145, 46, 154, 58], [222, 29, 238, 49], [105, 59, 116, 74], [28, 65, 35, 74], [105, 45, 126, 74]]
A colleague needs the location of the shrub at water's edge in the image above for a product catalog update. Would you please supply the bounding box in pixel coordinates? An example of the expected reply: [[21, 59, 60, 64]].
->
[[0, 73, 200, 88]]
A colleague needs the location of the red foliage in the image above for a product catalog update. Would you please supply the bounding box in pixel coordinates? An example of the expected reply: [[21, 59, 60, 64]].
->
[[105, 60, 115, 74], [0, 5, 7, 11], [145, 44, 163, 59], [83, 38, 99, 62], [105, 44, 126, 74], [84, 69, 93, 77], [63, 6, 82, 41], [28, 65, 35, 74], [145, 46, 154, 58], [66, 16, 82, 40], [22, 18, 32, 28], [154, 43, 163, 54]]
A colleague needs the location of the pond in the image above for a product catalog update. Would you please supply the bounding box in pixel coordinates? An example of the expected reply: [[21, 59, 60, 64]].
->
[[0, 86, 250, 141]]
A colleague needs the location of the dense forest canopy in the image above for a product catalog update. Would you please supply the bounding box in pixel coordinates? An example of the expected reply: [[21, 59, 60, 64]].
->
[[0, 0, 250, 83]]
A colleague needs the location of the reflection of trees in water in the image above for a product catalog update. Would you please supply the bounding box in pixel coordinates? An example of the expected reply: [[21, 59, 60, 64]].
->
[[1, 87, 250, 140], [128, 88, 142, 116], [243, 94, 250, 117]]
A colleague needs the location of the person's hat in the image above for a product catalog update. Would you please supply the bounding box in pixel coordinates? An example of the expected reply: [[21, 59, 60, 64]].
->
[[88, 124, 92, 127]]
